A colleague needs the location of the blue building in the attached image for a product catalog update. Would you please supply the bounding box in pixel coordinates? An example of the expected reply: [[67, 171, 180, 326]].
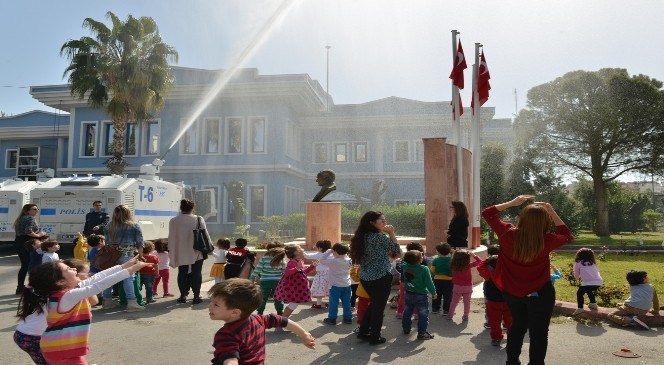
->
[[1, 67, 502, 235]]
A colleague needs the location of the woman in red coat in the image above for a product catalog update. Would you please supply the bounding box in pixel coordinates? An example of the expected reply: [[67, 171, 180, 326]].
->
[[482, 195, 573, 365]]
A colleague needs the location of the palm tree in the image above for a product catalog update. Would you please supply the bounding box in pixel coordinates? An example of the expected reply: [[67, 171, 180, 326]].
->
[[61, 11, 178, 174]]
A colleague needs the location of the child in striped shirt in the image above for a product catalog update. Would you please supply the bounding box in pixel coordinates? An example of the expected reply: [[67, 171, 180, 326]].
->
[[251, 241, 286, 315], [16, 256, 151, 364]]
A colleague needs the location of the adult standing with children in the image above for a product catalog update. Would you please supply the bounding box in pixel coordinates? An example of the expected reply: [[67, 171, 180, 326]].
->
[[349, 211, 402, 345], [447, 201, 469, 248], [481, 195, 573, 365], [169, 199, 210, 305], [13, 203, 48, 295], [102, 204, 146, 312]]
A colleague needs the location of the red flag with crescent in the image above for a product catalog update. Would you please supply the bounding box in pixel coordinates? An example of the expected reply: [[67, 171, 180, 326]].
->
[[472, 50, 491, 112], [449, 40, 467, 89]]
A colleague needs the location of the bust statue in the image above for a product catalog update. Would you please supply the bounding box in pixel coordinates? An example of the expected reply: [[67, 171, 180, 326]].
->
[[312, 169, 336, 202]]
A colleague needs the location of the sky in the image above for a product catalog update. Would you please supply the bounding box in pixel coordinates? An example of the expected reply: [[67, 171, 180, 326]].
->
[[1, 0, 663, 123]]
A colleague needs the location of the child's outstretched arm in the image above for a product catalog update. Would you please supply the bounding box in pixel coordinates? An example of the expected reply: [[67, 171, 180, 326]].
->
[[285, 319, 316, 349]]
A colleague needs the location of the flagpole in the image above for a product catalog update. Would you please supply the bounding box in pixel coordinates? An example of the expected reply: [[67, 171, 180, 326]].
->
[[471, 43, 482, 249], [451, 30, 464, 202]]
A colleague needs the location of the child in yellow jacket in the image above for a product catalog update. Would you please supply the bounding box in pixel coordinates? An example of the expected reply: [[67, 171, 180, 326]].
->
[[350, 265, 370, 333]]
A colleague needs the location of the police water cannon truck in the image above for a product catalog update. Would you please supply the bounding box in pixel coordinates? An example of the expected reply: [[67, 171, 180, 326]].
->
[[2, 159, 216, 245], [0, 179, 39, 242]]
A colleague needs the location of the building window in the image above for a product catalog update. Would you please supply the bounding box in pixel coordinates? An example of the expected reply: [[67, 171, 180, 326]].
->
[[415, 140, 424, 162], [180, 118, 199, 155], [313, 143, 328, 163], [284, 186, 304, 215], [248, 117, 266, 154], [226, 117, 243, 154], [395, 199, 411, 206], [393, 140, 410, 162], [81, 122, 97, 157], [103, 122, 136, 156], [201, 185, 221, 224], [353, 142, 368, 163], [144, 121, 160, 155], [248, 185, 266, 223], [203, 118, 221, 154], [17, 147, 39, 180], [334, 143, 348, 163], [5, 149, 17, 169]]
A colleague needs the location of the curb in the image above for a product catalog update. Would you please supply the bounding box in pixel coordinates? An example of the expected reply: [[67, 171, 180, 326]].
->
[[553, 300, 663, 327]]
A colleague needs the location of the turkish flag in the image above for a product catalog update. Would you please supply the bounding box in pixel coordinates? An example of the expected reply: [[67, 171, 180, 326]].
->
[[472, 50, 491, 112], [451, 89, 464, 120], [449, 40, 467, 89]]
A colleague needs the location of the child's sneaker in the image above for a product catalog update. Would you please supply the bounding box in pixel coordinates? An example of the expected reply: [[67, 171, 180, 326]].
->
[[323, 318, 336, 325], [163, 293, 175, 297], [445, 315, 453, 320], [403, 328, 411, 334], [572, 308, 585, 315], [630, 316, 650, 330], [491, 339, 501, 346], [483, 322, 490, 329], [417, 332, 434, 340], [352, 326, 360, 333], [125, 301, 145, 312], [342, 318, 353, 324], [588, 303, 598, 310], [431, 310, 440, 314], [462, 315, 468, 322]]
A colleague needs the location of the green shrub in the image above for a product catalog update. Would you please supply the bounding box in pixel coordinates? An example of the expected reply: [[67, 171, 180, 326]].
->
[[596, 284, 629, 307]]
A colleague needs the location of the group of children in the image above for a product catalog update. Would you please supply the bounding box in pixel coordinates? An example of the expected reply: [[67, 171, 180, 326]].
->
[[15, 236, 661, 364]]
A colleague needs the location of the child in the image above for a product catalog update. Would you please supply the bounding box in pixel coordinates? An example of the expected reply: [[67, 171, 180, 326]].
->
[[250, 241, 286, 315], [139, 241, 159, 303], [73, 233, 89, 262], [210, 238, 230, 284], [482, 244, 500, 329], [319, 243, 353, 325], [401, 250, 437, 340], [550, 264, 563, 285], [350, 264, 370, 333], [430, 242, 453, 315], [26, 239, 43, 272], [152, 238, 174, 297], [224, 238, 256, 279], [273, 245, 316, 318], [446, 249, 482, 321], [304, 240, 332, 309], [86, 234, 105, 275], [396, 242, 428, 319], [208, 279, 315, 364], [607, 270, 660, 330], [16, 256, 150, 364], [477, 255, 512, 346], [40, 240, 60, 263], [573, 248, 603, 315]]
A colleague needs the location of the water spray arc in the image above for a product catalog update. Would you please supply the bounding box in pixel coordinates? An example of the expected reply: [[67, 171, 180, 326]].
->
[[158, 0, 302, 163]]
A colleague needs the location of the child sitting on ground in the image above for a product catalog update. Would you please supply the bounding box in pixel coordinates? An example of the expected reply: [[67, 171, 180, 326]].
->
[[400, 250, 437, 340], [208, 278, 315, 364], [606, 270, 660, 330]]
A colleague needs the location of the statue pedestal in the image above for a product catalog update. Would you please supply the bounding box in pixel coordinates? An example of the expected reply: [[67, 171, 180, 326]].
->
[[305, 202, 341, 250]]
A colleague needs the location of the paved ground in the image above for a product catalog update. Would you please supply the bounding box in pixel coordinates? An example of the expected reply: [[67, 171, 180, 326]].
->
[[1, 245, 661, 364]]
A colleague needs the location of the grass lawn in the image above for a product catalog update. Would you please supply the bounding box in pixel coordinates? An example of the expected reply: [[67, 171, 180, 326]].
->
[[550, 252, 664, 307], [571, 230, 664, 246]]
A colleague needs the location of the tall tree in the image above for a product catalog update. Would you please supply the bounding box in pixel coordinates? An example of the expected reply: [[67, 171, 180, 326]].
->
[[61, 12, 178, 174], [514, 68, 664, 236]]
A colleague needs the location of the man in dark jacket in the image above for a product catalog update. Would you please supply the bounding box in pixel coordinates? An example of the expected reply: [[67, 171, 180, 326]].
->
[[83, 201, 109, 236]]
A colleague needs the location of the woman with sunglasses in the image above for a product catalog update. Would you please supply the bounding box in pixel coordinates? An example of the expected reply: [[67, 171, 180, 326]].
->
[[13, 204, 48, 294]]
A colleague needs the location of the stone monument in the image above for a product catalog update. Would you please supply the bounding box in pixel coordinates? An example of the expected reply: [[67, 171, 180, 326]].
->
[[312, 169, 336, 202]]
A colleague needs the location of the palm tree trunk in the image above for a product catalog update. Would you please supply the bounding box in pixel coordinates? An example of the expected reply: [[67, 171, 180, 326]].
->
[[106, 117, 128, 175]]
